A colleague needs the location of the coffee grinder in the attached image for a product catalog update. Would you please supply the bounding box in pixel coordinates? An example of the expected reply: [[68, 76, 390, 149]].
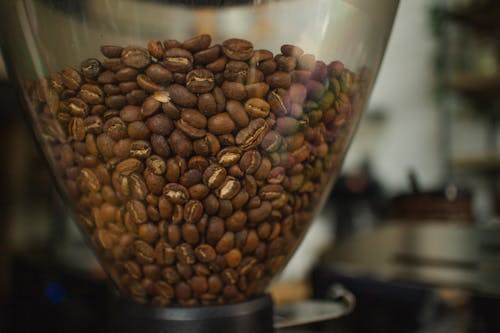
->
[[0, 0, 399, 331]]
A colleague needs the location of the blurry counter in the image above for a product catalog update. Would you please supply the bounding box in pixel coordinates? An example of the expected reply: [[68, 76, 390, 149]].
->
[[317, 222, 500, 296]]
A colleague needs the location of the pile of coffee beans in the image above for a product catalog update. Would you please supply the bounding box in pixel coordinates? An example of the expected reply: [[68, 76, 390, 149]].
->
[[32, 34, 361, 306]]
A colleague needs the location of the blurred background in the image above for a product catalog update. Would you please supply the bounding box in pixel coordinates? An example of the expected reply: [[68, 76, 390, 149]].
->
[[1, 0, 500, 332]]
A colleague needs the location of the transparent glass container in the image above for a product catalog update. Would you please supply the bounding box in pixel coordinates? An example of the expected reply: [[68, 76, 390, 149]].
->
[[0, 0, 398, 307]]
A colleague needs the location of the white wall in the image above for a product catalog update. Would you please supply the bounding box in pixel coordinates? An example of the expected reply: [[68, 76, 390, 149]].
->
[[344, 0, 445, 193]]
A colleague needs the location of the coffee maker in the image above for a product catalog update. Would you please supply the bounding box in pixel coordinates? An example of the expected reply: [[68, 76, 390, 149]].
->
[[0, 0, 399, 331]]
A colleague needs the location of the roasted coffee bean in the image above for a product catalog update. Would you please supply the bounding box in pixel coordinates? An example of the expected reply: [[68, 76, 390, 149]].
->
[[121, 47, 151, 69], [244, 98, 270, 118], [144, 64, 172, 85], [215, 177, 241, 200], [216, 147, 241, 167], [207, 113, 235, 135], [235, 118, 268, 151], [115, 67, 138, 82], [105, 95, 127, 110], [168, 129, 193, 158], [148, 134, 169, 157], [197, 93, 217, 116], [129, 140, 151, 159], [176, 282, 192, 300], [239, 150, 262, 174], [182, 223, 200, 245], [167, 84, 197, 107], [135, 74, 161, 92], [266, 71, 292, 89], [225, 100, 249, 128], [186, 69, 215, 94], [134, 240, 155, 264], [194, 45, 221, 64], [223, 249, 242, 268], [276, 55, 297, 72], [202, 164, 226, 189], [182, 34, 211, 52], [67, 98, 89, 117], [179, 169, 202, 187], [226, 211, 247, 232], [128, 121, 151, 139], [163, 183, 189, 205], [146, 114, 174, 136], [146, 40, 165, 59], [101, 45, 123, 58], [163, 48, 193, 73], [224, 61, 248, 83], [254, 157, 272, 180], [176, 243, 196, 265], [221, 81, 246, 101], [222, 38, 254, 61], [184, 200, 204, 223], [127, 89, 147, 105], [245, 82, 269, 99], [62, 68, 82, 90], [80, 58, 102, 78]]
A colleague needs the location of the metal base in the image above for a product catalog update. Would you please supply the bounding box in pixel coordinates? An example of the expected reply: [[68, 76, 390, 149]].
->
[[110, 295, 274, 333]]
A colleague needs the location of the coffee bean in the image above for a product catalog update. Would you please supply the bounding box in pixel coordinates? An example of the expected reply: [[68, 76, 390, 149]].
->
[[207, 113, 235, 135], [176, 282, 192, 301], [194, 44, 221, 64], [167, 84, 197, 107], [62, 68, 82, 90], [244, 98, 270, 118], [176, 243, 195, 265], [248, 201, 272, 224], [163, 48, 193, 73], [239, 150, 262, 174], [128, 121, 151, 139], [276, 55, 297, 72], [235, 118, 268, 151], [216, 232, 234, 254], [134, 240, 155, 264], [254, 157, 272, 180], [245, 82, 269, 99], [266, 71, 292, 89], [105, 95, 127, 110], [197, 93, 217, 116], [215, 177, 241, 200], [126, 89, 147, 105], [138, 223, 159, 244], [224, 61, 248, 83], [184, 200, 204, 223], [163, 183, 189, 205], [115, 67, 137, 82], [80, 58, 102, 78], [121, 47, 151, 69], [221, 81, 246, 101], [225, 100, 249, 128], [182, 223, 200, 245], [181, 34, 211, 52], [119, 106, 140, 123], [226, 211, 247, 232], [187, 184, 208, 200], [101, 45, 123, 58], [206, 56, 228, 73], [129, 140, 151, 160], [145, 40, 164, 59], [222, 38, 254, 61], [146, 114, 174, 136], [188, 156, 209, 172], [168, 129, 193, 158], [224, 249, 242, 268]]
